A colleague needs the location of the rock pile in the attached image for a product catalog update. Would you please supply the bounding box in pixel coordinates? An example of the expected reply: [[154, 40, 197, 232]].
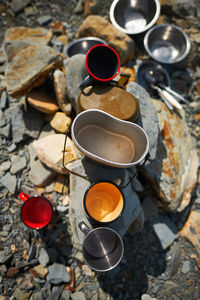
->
[[0, 0, 200, 299]]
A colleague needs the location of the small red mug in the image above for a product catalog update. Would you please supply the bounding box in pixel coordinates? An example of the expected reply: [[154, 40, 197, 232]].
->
[[19, 193, 53, 229]]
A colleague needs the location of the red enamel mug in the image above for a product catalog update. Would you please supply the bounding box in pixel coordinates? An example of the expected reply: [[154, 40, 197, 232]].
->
[[19, 193, 53, 229]]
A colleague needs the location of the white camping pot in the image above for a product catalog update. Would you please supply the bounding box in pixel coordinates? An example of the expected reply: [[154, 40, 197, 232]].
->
[[71, 109, 149, 168]]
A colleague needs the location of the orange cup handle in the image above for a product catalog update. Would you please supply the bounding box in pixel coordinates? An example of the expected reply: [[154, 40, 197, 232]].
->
[[19, 192, 30, 202]]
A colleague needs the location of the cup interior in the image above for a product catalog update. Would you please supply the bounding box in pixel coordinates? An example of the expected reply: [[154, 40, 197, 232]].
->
[[84, 182, 124, 223], [86, 45, 120, 81], [21, 197, 53, 229]]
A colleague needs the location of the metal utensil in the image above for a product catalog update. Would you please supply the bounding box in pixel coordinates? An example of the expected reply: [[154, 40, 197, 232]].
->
[[145, 71, 183, 110]]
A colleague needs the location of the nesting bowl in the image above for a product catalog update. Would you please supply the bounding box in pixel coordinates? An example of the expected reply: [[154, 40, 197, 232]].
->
[[63, 37, 107, 57], [110, 0, 160, 35], [144, 24, 191, 64]]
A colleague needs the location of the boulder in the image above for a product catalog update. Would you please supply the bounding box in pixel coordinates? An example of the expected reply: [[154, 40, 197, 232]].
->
[[33, 134, 80, 174], [4, 41, 63, 97], [143, 100, 199, 212], [76, 15, 135, 64]]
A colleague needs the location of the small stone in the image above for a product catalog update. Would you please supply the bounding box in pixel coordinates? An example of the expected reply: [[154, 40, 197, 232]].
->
[[8, 143, 17, 152], [181, 261, 190, 274], [62, 195, 70, 206], [37, 15, 53, 26], [33, 265, 48, 278], [50, 112, 71, 133], [57, 205, 68, 213], [0, 161, 11, 172], [10, 0, 31, 13], [27, 89, 59, 114], [74, 252, 84, 264], [55, 174, 68, 194], [46, 263, 70, 284], [71, 292, 86, 300], [6, 267, 19, 278], [82, 264, 92, 276], [141, 294, 158, 300], [152, 216, 178, 249], [10, 155, 26, 174], [61, 290, 71, 300], [0, 172, 17, 194], [38, 248, 49, 267], [1, 91, 7, 109], [24, 5, 37, 16]]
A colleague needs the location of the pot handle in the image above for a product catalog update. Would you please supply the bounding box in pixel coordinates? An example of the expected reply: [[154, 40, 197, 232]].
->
[[78, 221, 91, 236], [19, 192, 30, 202]]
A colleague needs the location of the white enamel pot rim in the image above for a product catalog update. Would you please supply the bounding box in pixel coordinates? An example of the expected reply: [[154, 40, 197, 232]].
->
[[71, 109, 149, 168]]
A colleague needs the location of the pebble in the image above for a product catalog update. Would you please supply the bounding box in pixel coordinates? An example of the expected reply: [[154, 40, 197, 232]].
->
[[46, 263, 70, 284], [181, 261, 190, 274], [37, 15, 53, 26], [71, 292, 86, 300], [38, 248, 49, 267], [10, 155, 26, 174], [0, 172, 17, 194]]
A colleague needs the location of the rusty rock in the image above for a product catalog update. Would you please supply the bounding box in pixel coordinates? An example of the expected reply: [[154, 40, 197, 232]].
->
[[76, 15, 135, 65], [5, 41, 63, 98]]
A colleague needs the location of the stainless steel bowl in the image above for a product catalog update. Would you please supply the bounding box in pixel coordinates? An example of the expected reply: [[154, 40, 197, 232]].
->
[[110, 0, 160, 35], [63, 37, 107, 57], [144, 24, 191, 64]]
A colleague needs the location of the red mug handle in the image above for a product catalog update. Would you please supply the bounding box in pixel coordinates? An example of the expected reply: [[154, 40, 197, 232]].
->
[[19, 192, 30, 202]]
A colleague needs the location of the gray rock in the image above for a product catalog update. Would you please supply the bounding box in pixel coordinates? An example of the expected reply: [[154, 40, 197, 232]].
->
[[0, 90, 7, 110], [60, 290, 71, 300], [126, 82, 159, 162], [181, 261, 190, 274], [74, 0, 84, 14], [141, 294, 158, 300], [64, 54, 88, 113], [152, 216, 178, 249], [0, 172, 17, 194], [0, 161, 11, 172], [37, 15, 53, 26], [51, 285, 65, 300], [57, 205, 68, 213], [0, 121, 11, 139], [10, 0, 31, 13], [28, 143, 56, 186], [71, 292, 86, 300], [32, 291, 43, 300], [4, 102, 45, 144], [10, 155, 26, 174], [8, 142, 17, 152], [46, 263, 70, 284], [0, 109, 6, 127], [38, 248, 49, 267], [0, 250, 13, 264]]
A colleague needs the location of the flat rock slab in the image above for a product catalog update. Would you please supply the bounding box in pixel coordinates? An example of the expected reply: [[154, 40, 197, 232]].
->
[[5, 41, 63, 97], [68, 158, 143, 250], [4, 27, 52, 44]]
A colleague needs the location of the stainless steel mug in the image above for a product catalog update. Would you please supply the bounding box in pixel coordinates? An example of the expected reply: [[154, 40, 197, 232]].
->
[[78, 221, 124, 272]]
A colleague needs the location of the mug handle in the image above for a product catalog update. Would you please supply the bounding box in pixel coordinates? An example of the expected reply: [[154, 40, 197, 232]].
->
[[19, 192, 30, 202], [79, 75, 95, 90], [78, 221, 90, 236]]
